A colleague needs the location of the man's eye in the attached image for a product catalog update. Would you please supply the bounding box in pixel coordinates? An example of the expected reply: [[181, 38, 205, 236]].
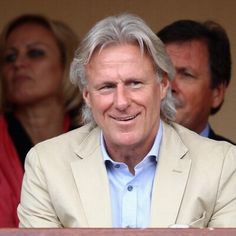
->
[[178, 71, 195, 80], [28, 49, 45, 58], [99, 84, 114, 90], [183, 72, 194, 78], [129, 81, 142, 88], [4, 53, 17, 63]]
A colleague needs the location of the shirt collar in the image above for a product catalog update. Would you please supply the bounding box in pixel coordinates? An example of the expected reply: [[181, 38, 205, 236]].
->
[[199, 123, 210, 137], [100, 121, 163, 164]]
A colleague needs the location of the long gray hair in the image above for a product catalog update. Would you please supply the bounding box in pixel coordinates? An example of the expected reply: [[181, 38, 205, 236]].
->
[[70, 13, 176, 127]]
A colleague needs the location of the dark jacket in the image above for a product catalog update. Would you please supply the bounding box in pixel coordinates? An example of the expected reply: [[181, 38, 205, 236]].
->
[[209, 127, 235, 145]]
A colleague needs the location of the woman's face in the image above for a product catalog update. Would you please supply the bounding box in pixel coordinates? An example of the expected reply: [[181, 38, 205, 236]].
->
[[2, 23, 64, 106]]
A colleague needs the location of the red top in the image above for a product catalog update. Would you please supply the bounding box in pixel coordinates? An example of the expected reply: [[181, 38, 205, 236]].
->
[[0, 114, 71, 227]]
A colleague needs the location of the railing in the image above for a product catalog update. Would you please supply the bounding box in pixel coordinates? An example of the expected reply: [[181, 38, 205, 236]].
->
[[0, 228, 236, 236]]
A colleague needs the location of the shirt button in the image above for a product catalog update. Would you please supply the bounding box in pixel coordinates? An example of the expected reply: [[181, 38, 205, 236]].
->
[[127, 185, 133, 191], [114, 164, 120, 168]]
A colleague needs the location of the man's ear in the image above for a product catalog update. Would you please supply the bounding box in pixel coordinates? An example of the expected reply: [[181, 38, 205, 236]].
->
[[211, 83, 226, 109], [83, 88, 91, 107], [160, 74, 170, 100]]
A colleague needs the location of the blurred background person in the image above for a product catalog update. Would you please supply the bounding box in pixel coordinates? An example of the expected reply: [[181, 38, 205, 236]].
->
[[0, 14, 83, 227], [157, 20, 234, 144]]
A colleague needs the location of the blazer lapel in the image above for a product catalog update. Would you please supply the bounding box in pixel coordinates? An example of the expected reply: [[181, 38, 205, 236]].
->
[[71, 127, 112, 227], [150, 122, 191, 227]]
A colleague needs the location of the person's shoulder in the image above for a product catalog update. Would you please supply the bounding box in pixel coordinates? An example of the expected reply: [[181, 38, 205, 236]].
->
[[26, 123, 101, 166], [34, 123, 100, 151], [0, 113, 6, 125], [0, 113, 10, 137], [165, 122, 235, 155], [208, 127, 235, 145]]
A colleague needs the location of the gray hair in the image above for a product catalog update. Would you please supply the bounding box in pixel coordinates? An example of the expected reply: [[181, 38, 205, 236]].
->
[[70, 13, 176, 126]]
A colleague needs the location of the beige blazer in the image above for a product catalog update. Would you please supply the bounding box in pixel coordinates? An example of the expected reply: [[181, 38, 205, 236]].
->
[[18, 122, 236, 228]]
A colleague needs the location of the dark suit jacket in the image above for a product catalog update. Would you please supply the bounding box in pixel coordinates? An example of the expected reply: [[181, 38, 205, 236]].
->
[[209, 127, 235, 145]]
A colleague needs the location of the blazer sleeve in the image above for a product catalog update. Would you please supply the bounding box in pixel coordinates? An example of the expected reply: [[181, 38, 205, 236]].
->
[[18, 147, 62, 228], [208, 144, 236, 227]]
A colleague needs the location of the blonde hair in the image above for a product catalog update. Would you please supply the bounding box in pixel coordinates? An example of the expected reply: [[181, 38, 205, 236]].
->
[[0, 14, 83, 126]]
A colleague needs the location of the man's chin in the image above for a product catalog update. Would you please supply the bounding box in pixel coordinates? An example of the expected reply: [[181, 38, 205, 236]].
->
[[174, 116, 188, 127]]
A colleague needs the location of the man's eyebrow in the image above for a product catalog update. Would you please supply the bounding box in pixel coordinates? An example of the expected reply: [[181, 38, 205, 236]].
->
[[176, 67, 193, 73]]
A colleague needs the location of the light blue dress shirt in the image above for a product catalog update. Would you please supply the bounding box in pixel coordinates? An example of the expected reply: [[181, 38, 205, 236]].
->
[[200, 124, 210, 138], [100, 122, 163, 228]]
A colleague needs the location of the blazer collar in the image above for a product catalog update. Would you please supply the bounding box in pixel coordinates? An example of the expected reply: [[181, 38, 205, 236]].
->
[[70, 122, 191, 227], [71, 126, 113, 227], [150, 122, 191, 227]]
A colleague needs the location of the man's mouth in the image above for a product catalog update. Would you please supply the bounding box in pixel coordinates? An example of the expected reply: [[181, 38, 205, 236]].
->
[[112, 113, 139, 121]]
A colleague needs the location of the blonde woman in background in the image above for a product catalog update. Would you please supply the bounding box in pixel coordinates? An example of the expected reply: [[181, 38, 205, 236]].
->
[[0, 14, 83, 227]]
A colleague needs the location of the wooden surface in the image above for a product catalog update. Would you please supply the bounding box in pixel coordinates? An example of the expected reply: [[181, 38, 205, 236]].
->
[[0, 228, 236, 236]]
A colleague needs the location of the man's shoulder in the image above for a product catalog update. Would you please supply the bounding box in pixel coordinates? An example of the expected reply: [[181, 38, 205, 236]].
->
[[208, 127, 235, 145], [163, 122, 235, 156], [34, 123, 100, 152], [25, 123, 101, 169]]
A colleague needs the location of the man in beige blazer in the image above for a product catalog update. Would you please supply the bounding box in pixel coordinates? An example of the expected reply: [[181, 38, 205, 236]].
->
[[18, 13, 236, 228]]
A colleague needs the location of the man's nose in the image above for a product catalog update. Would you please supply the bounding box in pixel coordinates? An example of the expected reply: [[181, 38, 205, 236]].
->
[[170, 77, 180, 94], [114, 85, 130, 110]]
